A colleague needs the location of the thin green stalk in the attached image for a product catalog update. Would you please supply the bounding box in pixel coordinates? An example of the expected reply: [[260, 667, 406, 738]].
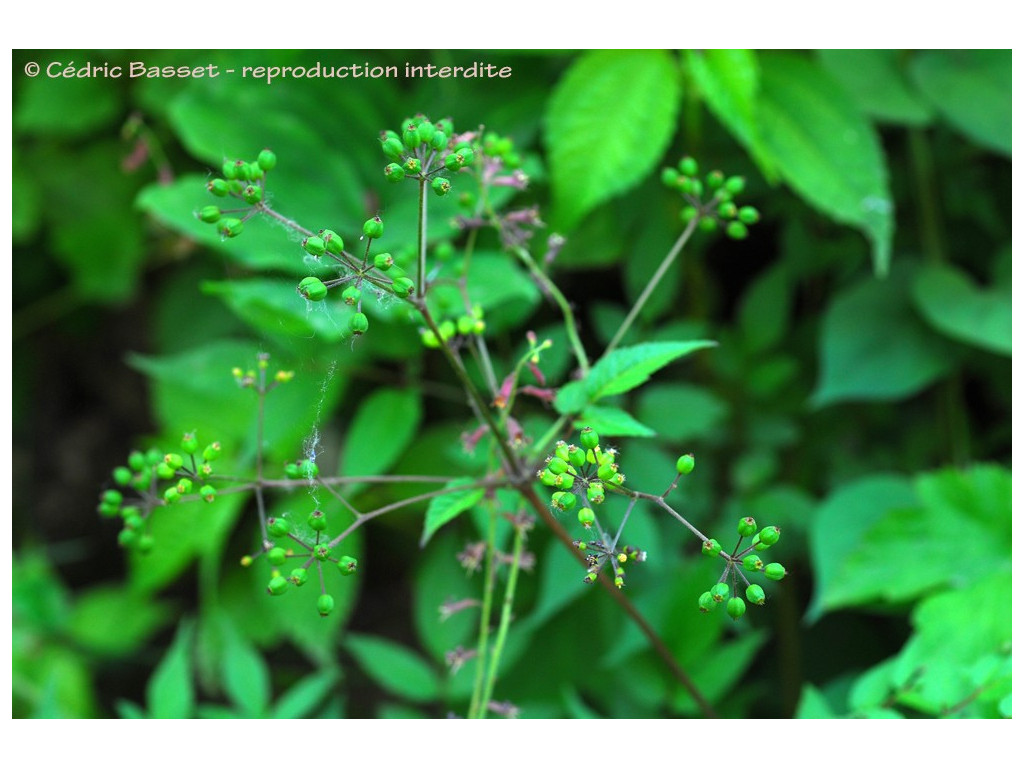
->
[[478, 518, 526, 716], [603, 216, 699, 357], [468, 504, 499, 719]]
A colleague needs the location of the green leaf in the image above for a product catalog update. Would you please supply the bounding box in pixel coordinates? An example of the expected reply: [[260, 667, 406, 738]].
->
[[816, 465, 1010, 612], [67, 585, 173, 656], [816, 50, 933, 126], [270, 669, 339, 719], [795, 685, 839, 718], [220, 619, 271, 716], [147, 620, 195, 719], [545, 50, 681, 229], [573, 405, 655, 438], [15, 64, 121, 137], [635, 383, 728, 444], [588, 341, 717, 403], [420, 479, 485, 547], [342, 387, 422, 483], [345, 633, 440, 703], [757, 53, 894, 275], [808, 474, 917, 621], [738, 263, 791, 354], [893, 570, 1012, 712], [413, 533, 479, 662], [203, 279, 350, 343], [685, 49, 776, 178], [909, 50, 1010, 155], [810, 265, 953, 407], [911, 263, 1011, 356]]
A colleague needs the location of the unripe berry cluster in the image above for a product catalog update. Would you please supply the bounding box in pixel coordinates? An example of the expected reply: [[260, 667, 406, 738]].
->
[[100, 431, 223, 554], [197, 148, 277, 238], [538, 427, 625, 531], [698, 515, 787, 621], [380, 114, 472, 197], [661, 156, 760, 240], [248, 504, 358, 617], [420, 305, 487, 348]]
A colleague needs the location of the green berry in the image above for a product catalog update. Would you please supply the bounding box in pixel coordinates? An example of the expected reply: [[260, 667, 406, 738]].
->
[[320, 229, 344, 255], [127, 451, 146, 471], [349, 312, 369, 336], [702, 538, 722, 558], [317, 594, 335, 616], [706, 170, 725, 189], [207, 178, 229, 197], [726, 221, 748, 240], [717, 201, 738, 219], [403, 157, 422, 175], [597, 462, 617, 482], [430, 130, 448, 151], [742, 554, 764, 572], [567, 445, 586, 467], [337, 556, 358, 575], [163, 487, 180, 504], [199, 485, 216, 502], [555, 473, 575, 491], [137, 534, 155, 554], [118, 528, 138, 548], [298, 277, 328, 302], [308, 509, 327, 531], [550, 491, 576, 512], [699, 216, 718, 233], [314, 544, 331, 561], [391, 277, 414, 298], [267, 575, 289, 596], [698, 591, 717, 613], [285, 461, 302, 479], [341, 286, 361, 306], [198, 205, 221, 223], [302, 235, 326, 256], [180, 432, 199, 454], [289, 568, 308, 586], [257, 148, 277, 171], [738, 206, 760, 225], [577, 507, 595, 528], [402, 122, 422, 150], [155, 462, 175, 480], [176, 478, 193, 495], [374, 253, 394, 271], [381, 136, 404, 160], [710, 582, 730, 603], [267, 517, 291, 538], [384, 163, 406, 182], [299, 459, 319, 478], [267, 547, 287, 566], [738, 517, 757, 537], [431, 177, 451, 197], [218, 218, 244, 238], [554, 442, 570, 463], [727, 596, 746, 620], [164, 453, 183, 470], [676, 454, 695, 475], [102, 489, 123, 507], [547, 457, 568, 475], [363, 216, 384, 240], [758, 526, 781, 547], [242, 185, 262, 204], [580, 427, 599, 451], [764, 563, 787, 581], [746, 584, 766, 605], [222, 160, 239, 180], [724, 176, 746, 195], [661, 167, 680, 187], [586, 483, 605, 506], [681, 206, 700, 223], [202, 442, 221, 462], [679, 156, 699, 176]]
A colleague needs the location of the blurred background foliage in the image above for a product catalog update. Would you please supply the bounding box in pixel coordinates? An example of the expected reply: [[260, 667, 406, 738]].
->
[[12, 49, 1010, 719]]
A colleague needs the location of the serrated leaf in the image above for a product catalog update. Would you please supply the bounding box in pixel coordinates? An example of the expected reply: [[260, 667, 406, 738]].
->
[[685, 49, 776, 178], [420, 479, 485, 547], [810, 265, 953, 407], [911, 263, 1011, 356], [147, 621, 195, 719], [758, 53, 894, 275], [545, 50, 680, 229], [345, 633, 439, 703], [573, 405, 655, 438], [588, 341, 716, 402]]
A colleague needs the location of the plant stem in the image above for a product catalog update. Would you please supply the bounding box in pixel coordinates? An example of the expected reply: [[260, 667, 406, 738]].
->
[[478, 517, 526, 716], [417, 178, 427, 298], [468, 503, 499, 719], [603, 216, 699, 357]]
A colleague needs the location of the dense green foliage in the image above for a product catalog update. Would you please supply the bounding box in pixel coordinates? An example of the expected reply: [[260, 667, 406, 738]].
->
[[13, 49, 1010, 719]]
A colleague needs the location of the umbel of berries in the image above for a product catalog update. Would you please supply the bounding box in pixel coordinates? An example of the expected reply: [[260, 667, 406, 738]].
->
[[377, 114, 473, 194], [662, 155, 761, 240], [698, 513, 787, 621]]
